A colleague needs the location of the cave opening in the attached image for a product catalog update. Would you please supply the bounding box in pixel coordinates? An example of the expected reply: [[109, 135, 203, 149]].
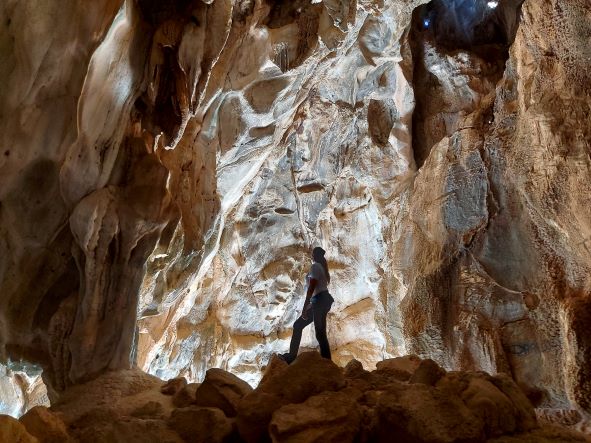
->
[[409, 0, 524, 168]]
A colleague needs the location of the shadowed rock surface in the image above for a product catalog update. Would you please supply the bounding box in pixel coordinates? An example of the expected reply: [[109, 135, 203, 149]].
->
[[1, 353, 589, 442]]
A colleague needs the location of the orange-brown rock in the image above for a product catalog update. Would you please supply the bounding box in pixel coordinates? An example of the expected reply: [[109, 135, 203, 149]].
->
[[19, 406, 73, 443], [161, 378, 188, 396], [4, 356, 590, 442], [172, 383, 199, 409], [269, 391, 362, 443], [409, 359, 446, 386], [167, 406, 233, 443], [343, 359, 367, 379], [236, 352, 346, 443], [194, 369, 252, 417], [0, 415, 38, 443], [375, 355, 423, 381], [259, 355, 289, 387], [374, 382, 485, 443]]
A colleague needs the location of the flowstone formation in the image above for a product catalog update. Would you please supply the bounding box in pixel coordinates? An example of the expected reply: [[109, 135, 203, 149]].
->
[[1, 353, 590, 442], [0, 0, 590, 433]]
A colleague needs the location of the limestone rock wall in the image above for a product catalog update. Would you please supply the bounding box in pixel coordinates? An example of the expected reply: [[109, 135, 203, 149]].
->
[[136, 0, 424, 386], [0, 0, 124, 397], [0, 363, 47, 417], [395, 0, 591, 415], [0, 0, 589, 423]]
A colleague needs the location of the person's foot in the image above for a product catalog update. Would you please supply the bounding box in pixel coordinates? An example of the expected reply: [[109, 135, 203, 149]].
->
[[278, 352, 295, 364]]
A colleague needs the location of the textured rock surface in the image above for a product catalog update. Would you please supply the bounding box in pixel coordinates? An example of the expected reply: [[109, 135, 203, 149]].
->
[[269, 390, 362, 443], [0, 363, 48, 418], [0, 415, 37, 443], [0, 0, 590, 432], [168, 406, 233, 443], [2, 355, 589, 442], [396, 0, 591, 421], [193, 368, 252, 416], [19, 406, 74, 443]]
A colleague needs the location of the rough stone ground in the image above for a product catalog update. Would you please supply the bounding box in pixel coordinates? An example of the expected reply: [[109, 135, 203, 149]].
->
[[0, 353, 589, 443]]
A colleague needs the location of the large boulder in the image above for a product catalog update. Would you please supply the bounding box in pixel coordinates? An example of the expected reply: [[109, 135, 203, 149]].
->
[[259, 356, 289, 387], [371, 355, 421, 384], [374, 382, 485, 443], [0, 415, 38, 443], [375, 355, 422, 382], [194, 369, 253, 417], [173, 383, 200, 408], [75, 417, 183, 443], [52, 369, 164, 425], [354, 356, 426, 391], [236, 352, 346, 443], [343, 359, 367, 379], [409, 359, 446, 386], [461, 374, 521, 437], [257, 352, 346, 404], [167, 406, 233, 443], [437, 372, 537, 437], [235, 392, 286, 443], [269, 391, 362, 443], [490, 374, 538, 432], [161, 378, 188, 396], [130, 401, 166, 419], [19, 406, 74, 443]]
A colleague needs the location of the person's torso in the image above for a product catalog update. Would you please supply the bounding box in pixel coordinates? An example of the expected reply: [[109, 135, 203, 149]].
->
[[306, 262, 328, 296]]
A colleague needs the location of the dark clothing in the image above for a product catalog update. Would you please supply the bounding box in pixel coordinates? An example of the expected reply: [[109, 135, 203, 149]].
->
[[288, 290, 334, 360]]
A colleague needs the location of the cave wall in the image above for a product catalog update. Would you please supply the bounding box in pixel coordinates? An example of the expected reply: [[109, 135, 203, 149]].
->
[[0, 0, 124, 399], [395, 0, 591, 414], [0, 0, 590, 420], [135, 0, 423, 385]]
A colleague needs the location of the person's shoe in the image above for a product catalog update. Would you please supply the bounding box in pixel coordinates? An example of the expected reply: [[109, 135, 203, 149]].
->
[[278, 352, 294, 364]]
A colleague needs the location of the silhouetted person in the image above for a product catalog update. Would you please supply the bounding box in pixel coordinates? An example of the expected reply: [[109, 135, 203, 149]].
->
[[280, 247, 334, 364]]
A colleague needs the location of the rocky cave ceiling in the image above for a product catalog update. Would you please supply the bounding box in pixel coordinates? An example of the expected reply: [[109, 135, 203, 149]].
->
[[0, 0, 590, 427]]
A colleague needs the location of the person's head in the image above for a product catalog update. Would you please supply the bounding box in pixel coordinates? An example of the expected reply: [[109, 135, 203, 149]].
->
[[312, 247, 325, 262], [311, 246, 330, 283]]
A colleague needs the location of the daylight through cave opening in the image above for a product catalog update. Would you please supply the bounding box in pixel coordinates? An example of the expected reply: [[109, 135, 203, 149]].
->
[[409, 0, 524, 169]]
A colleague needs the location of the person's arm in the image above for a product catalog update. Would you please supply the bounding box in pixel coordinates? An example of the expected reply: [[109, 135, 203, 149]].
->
[[301, 278, 317, 320]]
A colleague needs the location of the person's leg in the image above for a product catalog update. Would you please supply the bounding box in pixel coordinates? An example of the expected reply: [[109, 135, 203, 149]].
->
[[313, 302, 332, 359], [287, 315, 313, 361]]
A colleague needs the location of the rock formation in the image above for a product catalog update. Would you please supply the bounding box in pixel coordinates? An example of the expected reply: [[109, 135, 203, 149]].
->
[[2, 353, 591, 442], [0, 0, 590, 435]]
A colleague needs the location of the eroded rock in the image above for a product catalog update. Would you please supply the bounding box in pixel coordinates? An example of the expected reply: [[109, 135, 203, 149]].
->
[[375, 355, 423, 381], [172, 383, 199, 409], [236, 352, 346, 443], [194, 368, 252, 417], [269, 391, 362, 443], [167, 406, 233, 443], [375, 382, 483, 442], [161, 378, 188, 396], [409, 359, 446, 386], [0, 415, 38, 443], [4, 357, 589, 443], [19, 406, 73, 443]]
